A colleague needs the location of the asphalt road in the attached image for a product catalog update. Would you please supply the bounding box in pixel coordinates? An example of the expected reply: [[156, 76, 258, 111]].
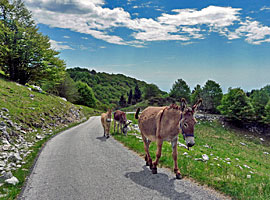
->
[[20, 116, 228, 200]]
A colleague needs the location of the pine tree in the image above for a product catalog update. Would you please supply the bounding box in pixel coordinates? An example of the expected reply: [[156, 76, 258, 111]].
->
[[119, 95, 126, 107], [169, 79, 191, 102], [134, 84, 141, 103], [127, 89, 132, 105]]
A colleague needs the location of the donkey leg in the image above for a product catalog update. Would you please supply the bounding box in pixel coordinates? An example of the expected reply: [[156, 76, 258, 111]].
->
[[171, 139, 182, 179], [114, 120, 116, 133], [106, 126, 110, 138], [152, 139, 163, 174], [142, 135, 152, 169]]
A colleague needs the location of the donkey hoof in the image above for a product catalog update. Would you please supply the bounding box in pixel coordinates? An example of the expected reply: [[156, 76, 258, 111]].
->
[[146, 162, 149, 166], [106, 135, 110, 139], [176, 173, 182, 179], [152, 168, 157, 174]]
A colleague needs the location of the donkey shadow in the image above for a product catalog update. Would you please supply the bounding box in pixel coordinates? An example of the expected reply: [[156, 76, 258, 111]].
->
[[125, 166, 191, 200], [96, 136, 108, 142]]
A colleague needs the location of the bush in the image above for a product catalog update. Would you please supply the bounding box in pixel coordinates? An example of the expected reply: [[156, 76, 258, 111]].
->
[[75, 81, 97, 108]]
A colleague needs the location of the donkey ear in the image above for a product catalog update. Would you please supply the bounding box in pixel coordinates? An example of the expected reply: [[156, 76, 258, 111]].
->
[[192, 98, 202, 112], [181, 98, 187, 111]]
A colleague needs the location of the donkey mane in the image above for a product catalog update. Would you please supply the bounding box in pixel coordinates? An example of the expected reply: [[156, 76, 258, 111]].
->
[[168, 104, 181, 110]]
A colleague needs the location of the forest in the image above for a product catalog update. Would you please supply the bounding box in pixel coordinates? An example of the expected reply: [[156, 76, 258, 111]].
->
[[1, 0, 270, 127]]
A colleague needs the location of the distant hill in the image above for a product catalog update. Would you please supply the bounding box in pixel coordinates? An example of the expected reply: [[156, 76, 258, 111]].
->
[[67, 67, 166, 108]]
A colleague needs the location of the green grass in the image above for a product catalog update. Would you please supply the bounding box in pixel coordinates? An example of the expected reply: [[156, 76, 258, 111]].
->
[[0, 78, 99, 199], [112, 113, 270, 200]]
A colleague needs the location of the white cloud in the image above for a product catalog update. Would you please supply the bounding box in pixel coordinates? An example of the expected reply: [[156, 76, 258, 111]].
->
[[81, 37, 88, 40], [260, 6, 270, 11], [23, 1, 270, 47], [158, 6, 241, 27], [63, 35, 70, 38], [234, 20, 270, 44], [50, 40, 73, 50]]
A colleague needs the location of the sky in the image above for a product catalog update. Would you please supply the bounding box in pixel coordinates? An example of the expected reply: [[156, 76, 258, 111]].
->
[[23, 0, 270, 93]]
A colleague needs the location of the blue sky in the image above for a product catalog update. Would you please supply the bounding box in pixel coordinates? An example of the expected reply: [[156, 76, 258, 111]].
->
[[24, 0, 270, 92]]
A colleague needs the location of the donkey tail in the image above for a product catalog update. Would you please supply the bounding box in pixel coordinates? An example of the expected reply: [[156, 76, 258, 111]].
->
[[135, 108, 140, 119]]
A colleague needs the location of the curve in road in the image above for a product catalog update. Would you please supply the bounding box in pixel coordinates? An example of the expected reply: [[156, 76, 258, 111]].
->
[[20, 116, 229, 200]]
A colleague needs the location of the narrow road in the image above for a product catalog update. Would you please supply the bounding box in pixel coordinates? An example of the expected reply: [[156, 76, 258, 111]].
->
[[20, 117, 228, 200]]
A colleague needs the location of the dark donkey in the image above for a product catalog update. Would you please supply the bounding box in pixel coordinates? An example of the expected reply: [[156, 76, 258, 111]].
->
[[114, 110, 131, 135], [135, 98, 202, 179]]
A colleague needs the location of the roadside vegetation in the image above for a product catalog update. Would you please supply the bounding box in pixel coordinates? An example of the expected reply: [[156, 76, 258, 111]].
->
[[112, 114, 270, 200], [0, 78, 99, 199]]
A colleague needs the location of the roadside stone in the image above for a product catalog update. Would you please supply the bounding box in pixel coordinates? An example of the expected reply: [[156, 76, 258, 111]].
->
[[243, 164, 251, 169], [247, 175, 251, 179], [0, 194, 7, 198], [0, 121, 6, 127], [6, 120, 14, 127], [2, 108, 9, 113], [240, 142, 247, 146], [36, 135, 43, 140], [5, 176, 19, 185], [202, 154, 209, 161], [178, 142, 188, 149], [0, 171, 13, 182], [2, 145, 11, 151], [0, 161, 5, 167], [263, 152, 269, 155], [8, 153, 22, 162]]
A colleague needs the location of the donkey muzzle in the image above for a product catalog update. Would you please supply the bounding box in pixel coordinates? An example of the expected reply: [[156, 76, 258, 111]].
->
[[185, 136, 195, 148]]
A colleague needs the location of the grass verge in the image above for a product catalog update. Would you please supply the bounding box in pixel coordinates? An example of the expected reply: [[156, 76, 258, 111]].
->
[[111, 113, 270, 200]]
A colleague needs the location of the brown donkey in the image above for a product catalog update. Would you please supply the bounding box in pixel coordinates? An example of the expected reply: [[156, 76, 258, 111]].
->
[[135, 98, 202, 179], [114, 110, 131, 135], [101, 109, 112, 138]]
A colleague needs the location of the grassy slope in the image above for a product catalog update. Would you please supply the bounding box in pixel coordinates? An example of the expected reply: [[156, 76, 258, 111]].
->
[[112, 114, 270, 200], [0, 78, 99, 199]]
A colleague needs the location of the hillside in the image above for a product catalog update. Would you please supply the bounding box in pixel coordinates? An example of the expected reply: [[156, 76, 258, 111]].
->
[[67, 67, 166, 107], [0, 77, 99, 199]]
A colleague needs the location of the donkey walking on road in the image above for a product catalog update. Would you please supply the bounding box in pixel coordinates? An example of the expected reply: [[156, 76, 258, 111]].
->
[[101, 109, 112, 138], [135, 98, 202, 179]]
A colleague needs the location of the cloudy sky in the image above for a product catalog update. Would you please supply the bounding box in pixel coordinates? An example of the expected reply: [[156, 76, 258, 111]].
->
[[24, 0, 270, 92]]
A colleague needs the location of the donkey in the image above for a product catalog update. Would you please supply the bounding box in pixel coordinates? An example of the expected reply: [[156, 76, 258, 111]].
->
[[113, 110, 131, 135], [135, 98, 202, 179], [101, 109, 112, 138]]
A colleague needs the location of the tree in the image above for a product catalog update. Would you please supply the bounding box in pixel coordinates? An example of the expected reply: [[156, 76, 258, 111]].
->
[[191, 84, 202, 105], [75, 81, 97, 108], [201, 80, 223, 113], [0, 0, 66, 84], [218, 88, 254, 122], [134, 84, 141, 102], [144, 84, 161, 99], [263, 101, 270, 124], [169, 79, 191, 102], [119, 95, 126, 107], [56, 73, 79, 103], [250, 89, 269, 122], [127, 89, 132, 105]]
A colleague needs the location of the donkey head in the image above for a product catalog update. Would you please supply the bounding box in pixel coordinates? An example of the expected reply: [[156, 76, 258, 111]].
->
[[106, 108, 112, 122], [122, 120, 132, 135], [180, 98, 202, 149]]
